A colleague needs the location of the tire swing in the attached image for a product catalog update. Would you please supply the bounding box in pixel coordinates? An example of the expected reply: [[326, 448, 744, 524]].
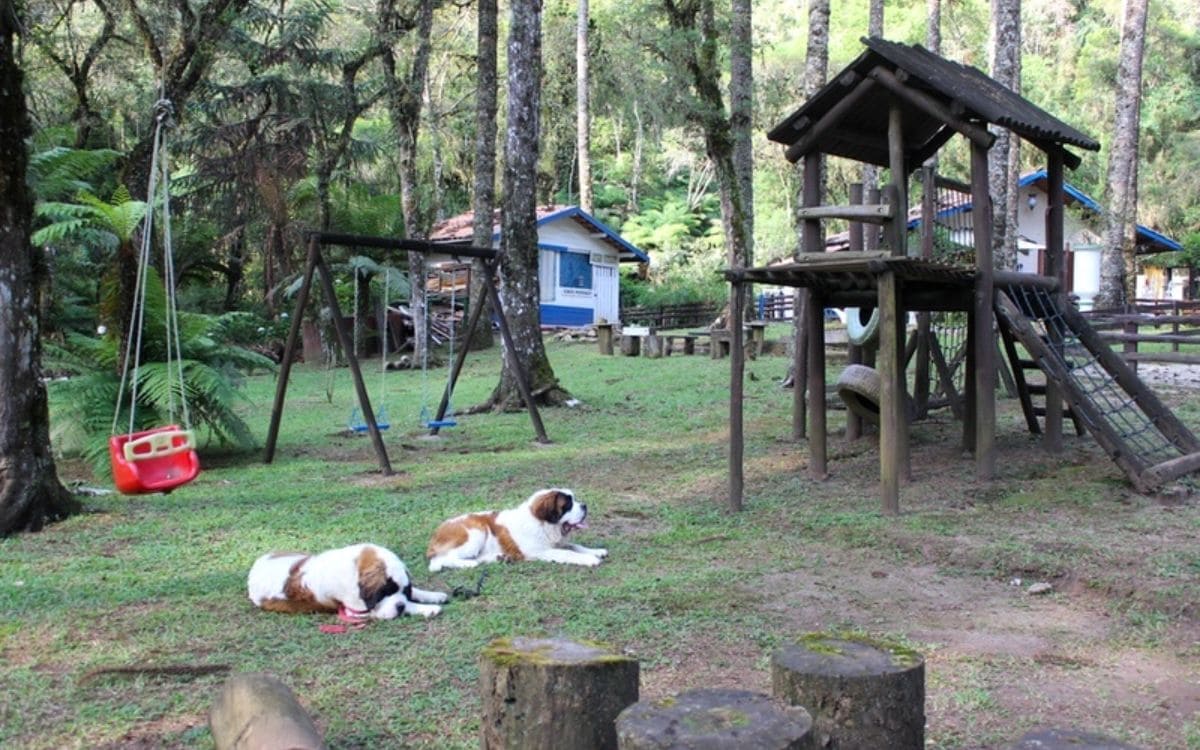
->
[[836, 364, 915, 425], [108, 100, 200, 495], [844, 306, 880, 346]]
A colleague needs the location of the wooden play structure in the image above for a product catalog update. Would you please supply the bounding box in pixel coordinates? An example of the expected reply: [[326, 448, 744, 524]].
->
[[264, 232, 549, 475], [727, 37, 1200, 513]]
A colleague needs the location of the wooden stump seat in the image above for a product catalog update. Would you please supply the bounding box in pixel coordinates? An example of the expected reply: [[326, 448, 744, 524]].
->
[[209, 672, 325, 750], [480, 636, 639, 750], [616, 688, 814, 750], [771, 633, 925, 749]]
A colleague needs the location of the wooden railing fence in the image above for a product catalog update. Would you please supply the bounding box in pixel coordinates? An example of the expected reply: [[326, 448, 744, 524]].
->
[[1082, 299, 1200, 366]]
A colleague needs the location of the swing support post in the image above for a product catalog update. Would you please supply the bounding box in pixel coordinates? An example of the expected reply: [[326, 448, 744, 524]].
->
[[428, 258, 548, 444]]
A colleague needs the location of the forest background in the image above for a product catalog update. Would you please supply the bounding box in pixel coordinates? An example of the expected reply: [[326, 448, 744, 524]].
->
[[20, 0, 1200, 323]]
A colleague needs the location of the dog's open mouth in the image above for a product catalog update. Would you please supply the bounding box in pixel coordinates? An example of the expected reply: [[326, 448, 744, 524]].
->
[[561, 520, 587, 535]]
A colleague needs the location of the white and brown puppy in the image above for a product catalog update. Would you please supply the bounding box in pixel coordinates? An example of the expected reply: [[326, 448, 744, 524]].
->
[[248, 543, 448, 621], [427, 488, 608, 571]]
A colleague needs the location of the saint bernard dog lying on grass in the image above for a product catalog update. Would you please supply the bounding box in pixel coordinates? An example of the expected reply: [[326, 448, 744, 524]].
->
[[426, 488, 608, 571], [248, 543, 448, 622]]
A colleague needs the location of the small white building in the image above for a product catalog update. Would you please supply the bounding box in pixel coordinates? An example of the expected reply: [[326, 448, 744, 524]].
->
[[429, 205, 649, 327], [926, 170, 1184, 310]]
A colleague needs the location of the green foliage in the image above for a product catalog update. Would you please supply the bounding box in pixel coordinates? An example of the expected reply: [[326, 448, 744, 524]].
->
[[44, 270, 275, 478]]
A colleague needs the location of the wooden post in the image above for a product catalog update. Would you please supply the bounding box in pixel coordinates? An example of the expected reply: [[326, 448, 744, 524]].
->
[[210, 673, 325, 750], [802, 153, 826, 477], [730, 279, 746, 511], [865, 186, 881, 251], [793, 291, 808, 441], [887, 102, 908, 257], [619, 334, 641, 356], [878, 270, 903, 515], [484, 270, 550, 443], [772, 634, 925, 750], [915, 166, 935, 417], [1043, 150, 1065, 452], [617, 689, 814, 750], [265, 236, 319, 465], [314, 251, 393, 475], [596, 323, 614, 355], [971, 141, 996, 480], [480, 637, 639, 750]]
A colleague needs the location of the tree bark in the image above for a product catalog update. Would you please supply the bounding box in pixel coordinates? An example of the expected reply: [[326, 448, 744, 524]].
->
[[209, 673, 325, 750], [661, 0, 751, 271], [381, 0, 437, 365], [772, 634, 925, 750], [989, 0, 1021, 271], [576, 0, 593, 213], [617, 689, 814, 750], [1098, 0, 1148, 309], [468, 0, 499, 352], [860, 0, 884, 196], [487, 0, 573, 409], [730, 0, 753, 267], [0, 11, 80, 535]]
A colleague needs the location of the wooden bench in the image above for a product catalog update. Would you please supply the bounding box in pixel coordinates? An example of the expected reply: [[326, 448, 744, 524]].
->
[[697, 322, 769, 359], [664, 334, 700, 355]]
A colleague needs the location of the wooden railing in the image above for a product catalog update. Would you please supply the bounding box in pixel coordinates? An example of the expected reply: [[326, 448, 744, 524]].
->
[[1083, 299, 1200, 366]]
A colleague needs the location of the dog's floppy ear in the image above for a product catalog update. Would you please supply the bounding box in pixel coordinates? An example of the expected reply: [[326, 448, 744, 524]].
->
[[531, 489, 570, 524], [357, 547, 401, 610]]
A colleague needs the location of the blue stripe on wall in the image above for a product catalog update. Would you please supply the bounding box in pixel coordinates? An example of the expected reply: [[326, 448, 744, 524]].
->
[[541, 304, 593, 327]]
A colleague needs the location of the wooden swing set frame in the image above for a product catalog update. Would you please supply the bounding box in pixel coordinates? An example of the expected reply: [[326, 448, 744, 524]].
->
[[263, 231, 549, 476]]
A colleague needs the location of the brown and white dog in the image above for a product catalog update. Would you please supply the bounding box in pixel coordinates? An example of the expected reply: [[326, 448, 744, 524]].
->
[[247, 543, 448, 621], [426, 488, 607, 572]]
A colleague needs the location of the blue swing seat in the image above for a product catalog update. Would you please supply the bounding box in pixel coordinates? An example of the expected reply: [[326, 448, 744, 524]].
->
[[348, 406, 390, 434]]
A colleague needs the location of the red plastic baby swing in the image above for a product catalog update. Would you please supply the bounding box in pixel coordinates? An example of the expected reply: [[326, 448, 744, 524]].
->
[[108, 99, 201, 495]]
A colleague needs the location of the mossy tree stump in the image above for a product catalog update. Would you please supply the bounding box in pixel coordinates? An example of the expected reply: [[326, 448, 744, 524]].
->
[[480, 636, 639, 750], [620, 335, 642, 356], [771, 633, 924, 749], [209, 672, 325, 750], [1008, 728, 1141, 749], [644, 334, 665, 358], [616, 688, 814, 750]]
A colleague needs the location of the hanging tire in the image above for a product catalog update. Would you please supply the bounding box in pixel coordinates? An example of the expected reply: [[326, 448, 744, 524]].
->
[[836, 364, 915, 425], [837, 364, 883, 424], [845, 306, 880, 346]]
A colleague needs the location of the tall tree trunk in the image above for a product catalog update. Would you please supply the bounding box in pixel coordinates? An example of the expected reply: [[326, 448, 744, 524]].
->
[[1, 10, 80, 534], [1098, 0, 1149, 309], [662, 0, 750, 271], [576, 0, 593, 213], [927, 0, 941, 54], [730, 0, 753, 267], [382, 0, 437, 365], [989, 0, 1021, 271], [468, 0, 499, 351], [861, 0, 884, 198], [118, 0, 251, 344], [629, 99, 644, 212], [487, 0, 572, 409]]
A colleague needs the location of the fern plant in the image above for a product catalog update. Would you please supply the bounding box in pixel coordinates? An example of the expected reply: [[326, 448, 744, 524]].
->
[[45, 270, 276, 479]]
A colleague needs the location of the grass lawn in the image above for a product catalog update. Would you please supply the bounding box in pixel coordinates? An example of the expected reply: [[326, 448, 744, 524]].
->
[[3, 336, 1200, 749]]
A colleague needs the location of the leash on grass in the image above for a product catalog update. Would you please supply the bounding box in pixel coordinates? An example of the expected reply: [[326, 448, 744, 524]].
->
[[452, 569, 488, 600]]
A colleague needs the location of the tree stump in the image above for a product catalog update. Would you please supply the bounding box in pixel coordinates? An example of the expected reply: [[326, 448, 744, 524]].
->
[[616, 688, 814, 750], [1008, 728, 1142, 749], [480, 636, 640, 750], [771, 633, 924, 749], [620, 335, 642, 356], [209, 672, 325, 750]]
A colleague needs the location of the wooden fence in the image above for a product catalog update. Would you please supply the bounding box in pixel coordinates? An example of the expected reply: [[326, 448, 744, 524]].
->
[[1082, 299, 1200, 366], [619, 302, 720, 330]]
